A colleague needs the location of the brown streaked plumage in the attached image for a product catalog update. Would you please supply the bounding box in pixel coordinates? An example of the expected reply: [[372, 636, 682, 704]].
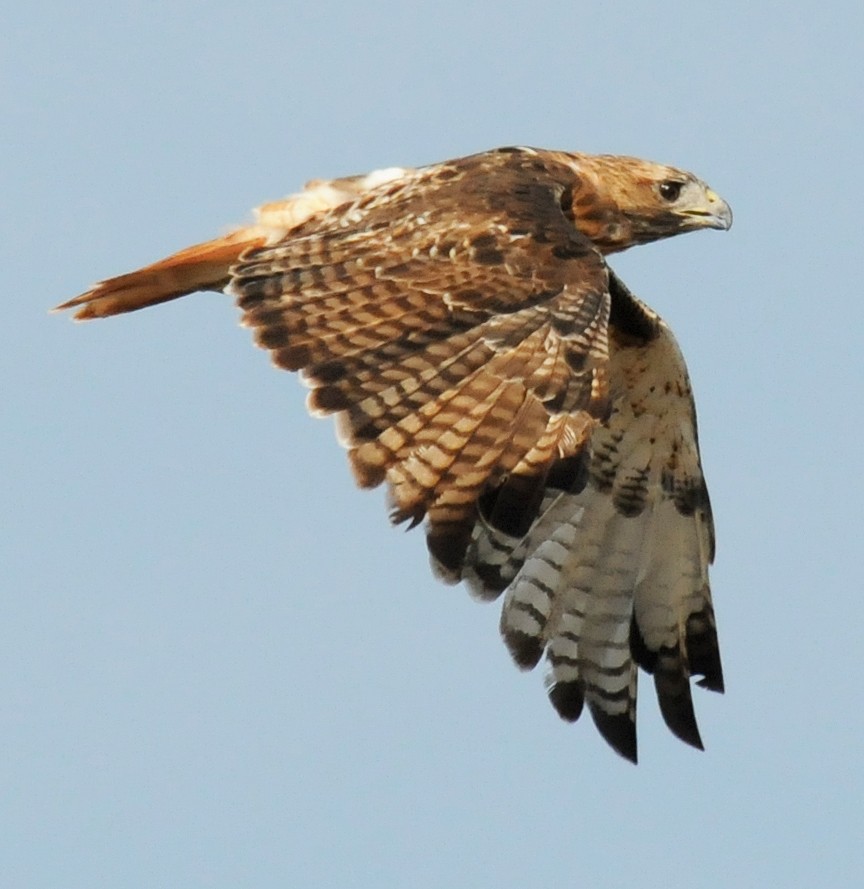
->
[[56, 146, 731, 762]]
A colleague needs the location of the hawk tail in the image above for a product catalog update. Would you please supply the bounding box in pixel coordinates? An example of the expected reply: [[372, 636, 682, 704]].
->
[[54, 229, 268, 320]]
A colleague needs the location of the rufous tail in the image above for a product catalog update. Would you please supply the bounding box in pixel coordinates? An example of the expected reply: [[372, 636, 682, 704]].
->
[[54, 228, 267, 320]]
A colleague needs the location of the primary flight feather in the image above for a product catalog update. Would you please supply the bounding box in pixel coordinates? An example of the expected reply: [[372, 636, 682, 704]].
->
[[57, 146, 732, 762]]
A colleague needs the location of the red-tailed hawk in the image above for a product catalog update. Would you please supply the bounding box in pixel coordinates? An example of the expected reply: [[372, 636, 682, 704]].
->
[[57, 147, 731, 762]]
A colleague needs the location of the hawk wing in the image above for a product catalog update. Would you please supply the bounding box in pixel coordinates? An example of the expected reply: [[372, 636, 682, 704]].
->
[[231, 153, 613, 577]]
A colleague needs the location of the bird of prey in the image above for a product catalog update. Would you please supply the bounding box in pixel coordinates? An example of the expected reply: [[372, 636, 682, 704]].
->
[[57, 146, 732, 762]]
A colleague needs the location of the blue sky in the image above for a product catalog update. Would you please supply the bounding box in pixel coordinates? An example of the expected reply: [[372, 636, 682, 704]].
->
[[3, 2, 863, 887]]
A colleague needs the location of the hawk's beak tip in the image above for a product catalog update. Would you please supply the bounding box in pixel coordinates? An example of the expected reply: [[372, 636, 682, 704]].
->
[[712, 201, 733, 231], [705, 190, 733, 231]]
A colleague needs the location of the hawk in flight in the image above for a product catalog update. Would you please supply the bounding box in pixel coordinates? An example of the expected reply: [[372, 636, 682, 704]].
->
[[57, 147, 732, 762]]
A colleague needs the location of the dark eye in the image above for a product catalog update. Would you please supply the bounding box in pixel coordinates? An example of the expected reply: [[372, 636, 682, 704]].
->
[[658, 180, 684, 202]]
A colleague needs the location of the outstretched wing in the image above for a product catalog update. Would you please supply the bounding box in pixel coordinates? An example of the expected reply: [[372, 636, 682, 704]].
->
[[463, 276, 723, 761], [231, 153, 613, 576]]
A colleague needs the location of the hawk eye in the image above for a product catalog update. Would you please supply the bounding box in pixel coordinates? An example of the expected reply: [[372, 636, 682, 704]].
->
[[658, 180, 684, 202]]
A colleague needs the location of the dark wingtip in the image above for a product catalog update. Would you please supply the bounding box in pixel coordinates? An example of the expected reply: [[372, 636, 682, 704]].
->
[[502, 629, 544, 670], [589, 704, 638, 764], [696, 672, 725, 694], [686, 608, 725, 693], [425, 524, 473, 579], [654, 662, 705, 751], [548, 680, 585, 723]]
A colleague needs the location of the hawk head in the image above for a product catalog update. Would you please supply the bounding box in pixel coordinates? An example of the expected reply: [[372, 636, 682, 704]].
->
[[570, 154, 732, 253]]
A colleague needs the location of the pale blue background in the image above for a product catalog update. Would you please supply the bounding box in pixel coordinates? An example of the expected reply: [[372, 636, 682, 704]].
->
[[3, 2, 862, 887]]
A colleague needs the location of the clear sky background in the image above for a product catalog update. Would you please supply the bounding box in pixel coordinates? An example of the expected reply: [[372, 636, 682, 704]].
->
[[3, 2, 862, 887]]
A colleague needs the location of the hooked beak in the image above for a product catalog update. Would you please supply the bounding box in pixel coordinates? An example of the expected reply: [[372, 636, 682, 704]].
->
[[682, 188, 733, 231]]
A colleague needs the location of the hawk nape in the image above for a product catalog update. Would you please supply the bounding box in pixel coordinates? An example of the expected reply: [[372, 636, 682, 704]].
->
[[57, 146, 731, 762]]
